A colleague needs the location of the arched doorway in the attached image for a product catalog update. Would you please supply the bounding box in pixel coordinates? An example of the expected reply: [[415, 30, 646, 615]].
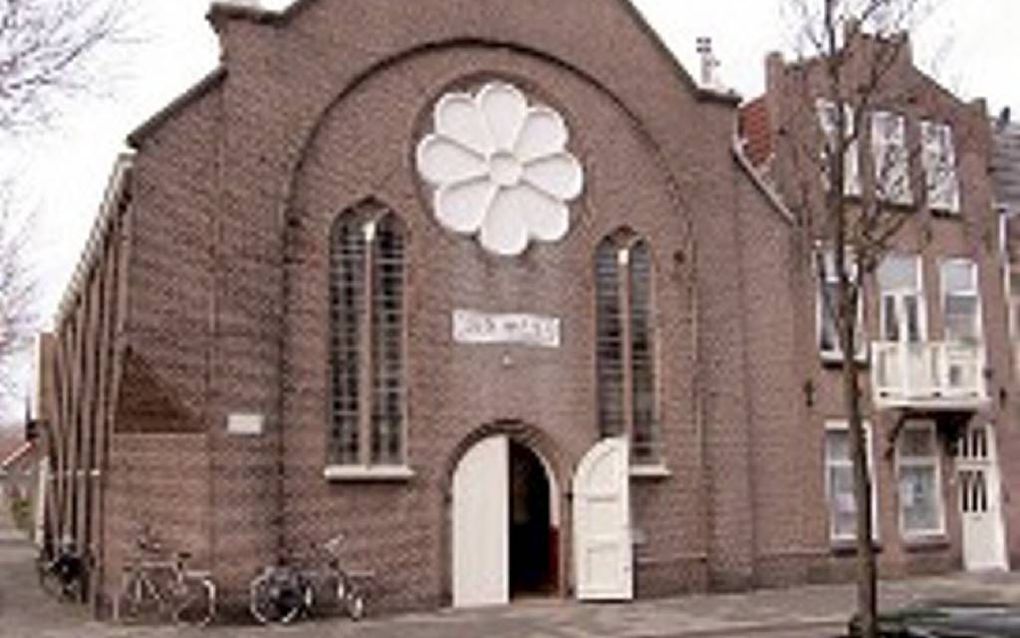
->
[[451, 434, 559, 607], [509, 441, 557, 598]]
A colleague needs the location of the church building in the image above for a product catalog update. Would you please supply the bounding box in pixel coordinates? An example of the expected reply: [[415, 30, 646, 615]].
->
[[36, 0, 1017, 618]]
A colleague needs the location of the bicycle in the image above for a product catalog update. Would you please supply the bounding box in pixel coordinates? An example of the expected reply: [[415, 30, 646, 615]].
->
[[37, 539, 89, 603], [114, 529, 217, 626], [249, 533, 371, 625]]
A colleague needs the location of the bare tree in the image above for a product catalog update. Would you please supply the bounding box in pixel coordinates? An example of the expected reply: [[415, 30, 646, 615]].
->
[[0, 183, 34, 401], [779, 1, 951, 636], [0, 0, 135, 413], [0, 0, 133, 135]]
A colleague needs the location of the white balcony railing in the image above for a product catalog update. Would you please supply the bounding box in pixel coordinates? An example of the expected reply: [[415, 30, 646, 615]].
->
[[872, 341, 988, 409]]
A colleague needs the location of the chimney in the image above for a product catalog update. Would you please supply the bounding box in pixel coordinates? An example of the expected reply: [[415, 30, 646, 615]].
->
[[696, 37, 722, 90]]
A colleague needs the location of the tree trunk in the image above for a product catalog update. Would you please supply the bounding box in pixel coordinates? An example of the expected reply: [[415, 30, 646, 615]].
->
[[840, 277, 878, 638]]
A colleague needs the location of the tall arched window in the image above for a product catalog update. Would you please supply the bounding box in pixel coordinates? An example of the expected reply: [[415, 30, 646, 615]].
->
[[594, 233, 660, 464], [329, 202, 407, 468]]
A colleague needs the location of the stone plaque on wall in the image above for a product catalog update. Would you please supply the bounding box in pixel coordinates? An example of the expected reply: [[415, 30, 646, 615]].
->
[[452, 309, 561, 348]]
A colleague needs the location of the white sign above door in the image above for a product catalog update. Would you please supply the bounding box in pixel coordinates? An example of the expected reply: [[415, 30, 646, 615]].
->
[[452, 309, 561, 348]]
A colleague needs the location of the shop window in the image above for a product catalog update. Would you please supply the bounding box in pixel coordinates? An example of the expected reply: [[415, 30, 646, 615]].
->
[[595, 233, 660, 465], [329, 203, 407, 467]]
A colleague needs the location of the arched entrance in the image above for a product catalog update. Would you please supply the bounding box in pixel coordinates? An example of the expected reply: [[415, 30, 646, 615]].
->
[[509, 440, 557, 598], [451, 434, 559, 607]]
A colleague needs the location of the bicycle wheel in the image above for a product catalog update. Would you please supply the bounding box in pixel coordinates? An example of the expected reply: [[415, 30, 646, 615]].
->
[[38, 561, 63, 599], [249, 573, 303, 625], [174, 577, 216, 626], [345, 592, 365, 621], [117, 572, 164, 625]]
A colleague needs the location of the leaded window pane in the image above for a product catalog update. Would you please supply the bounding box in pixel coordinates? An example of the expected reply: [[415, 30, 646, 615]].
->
[[371, 215, 405, 466], [629, 241, 657, 462], [595, 239, 625, 439], [329, 215, 365, 465]]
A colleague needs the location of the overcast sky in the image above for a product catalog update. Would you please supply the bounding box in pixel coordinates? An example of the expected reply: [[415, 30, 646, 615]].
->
[[2, 0, 1018, 420]]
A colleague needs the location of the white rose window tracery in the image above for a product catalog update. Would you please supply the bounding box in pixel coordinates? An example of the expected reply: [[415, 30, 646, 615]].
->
[[416, 82, 584, 257]]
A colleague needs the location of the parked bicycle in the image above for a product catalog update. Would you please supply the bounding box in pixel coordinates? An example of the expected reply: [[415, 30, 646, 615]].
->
[[37, 538, 89, 603], [114, 528, 217, 626], [249, 533, 372, 625]]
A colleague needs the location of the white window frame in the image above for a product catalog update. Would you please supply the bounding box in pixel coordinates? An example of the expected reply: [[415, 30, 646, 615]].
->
[[817, 99, 862, 196], [816, 249, 865, 362], [940, 258, 983, 343], [877, 254, 928, 344], [895, 420, 945, 539], [871, 110, 912, 206], [921, 120, 960, 214], [825, 420, 879, 543]]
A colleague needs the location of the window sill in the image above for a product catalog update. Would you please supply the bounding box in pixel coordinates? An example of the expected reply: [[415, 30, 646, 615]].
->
[[630, 465, 672, 479], [820, 352, 868, 367], [830, 538, 882, 555], [323, 465, 415, 482], [902, 534, 950, 552]]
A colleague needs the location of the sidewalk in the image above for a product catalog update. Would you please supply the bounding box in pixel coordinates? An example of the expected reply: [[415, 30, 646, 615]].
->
[[4, 514, 1020, 638], [334, 572, 1020, 638], [0, 488, 29, 544]]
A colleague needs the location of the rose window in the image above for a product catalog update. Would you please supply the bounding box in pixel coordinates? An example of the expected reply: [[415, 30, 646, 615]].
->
[[416, 82, 584, 257]]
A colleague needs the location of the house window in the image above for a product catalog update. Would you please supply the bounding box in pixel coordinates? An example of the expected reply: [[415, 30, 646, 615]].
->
[[896, 421, 944, 537], [871, 110, 912, 205], [921, 120, 960, 213], [878, 255, 926, 344], [595, 233, 660, 464], [816, 249, 863, 360], [824, 421, 877, 542], [329, 204, 407, 467], [941, 259, 981, 343], [817, 99, 861, 196]]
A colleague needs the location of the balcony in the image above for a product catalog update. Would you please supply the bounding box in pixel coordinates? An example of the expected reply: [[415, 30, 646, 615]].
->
[[872, 341, 988, 410]]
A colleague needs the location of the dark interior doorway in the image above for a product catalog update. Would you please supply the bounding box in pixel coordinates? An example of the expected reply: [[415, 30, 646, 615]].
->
[[509, 441, 557, 598]]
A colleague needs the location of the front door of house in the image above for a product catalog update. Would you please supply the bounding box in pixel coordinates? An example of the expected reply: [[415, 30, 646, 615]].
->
[[573, 437, 633, 601], [957, 424, 1008, 572]]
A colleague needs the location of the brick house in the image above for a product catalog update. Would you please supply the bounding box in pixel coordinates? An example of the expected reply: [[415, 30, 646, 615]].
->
[[739, 28, 1016, 578], [993, 113, 1020, 376], [37, 0, 1018, 621]]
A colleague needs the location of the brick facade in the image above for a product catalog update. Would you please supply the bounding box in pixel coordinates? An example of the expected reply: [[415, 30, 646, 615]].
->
[[740, 29, 1019, 582], [37, 0, 1019, 621]]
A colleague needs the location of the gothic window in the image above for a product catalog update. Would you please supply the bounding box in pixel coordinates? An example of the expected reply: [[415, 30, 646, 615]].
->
[[329, 203, 407, 468], [595, 233, 660, 465]]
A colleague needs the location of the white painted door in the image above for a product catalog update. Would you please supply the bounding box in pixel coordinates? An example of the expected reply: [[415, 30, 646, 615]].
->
[[453, 436, 509, 607], [573, 437, 633, 601], [957, 424, 1008, 572]]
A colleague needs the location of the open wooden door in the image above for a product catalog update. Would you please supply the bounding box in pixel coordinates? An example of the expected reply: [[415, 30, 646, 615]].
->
[[452, 435, 510, 607], [572, 437, 633, 601]]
